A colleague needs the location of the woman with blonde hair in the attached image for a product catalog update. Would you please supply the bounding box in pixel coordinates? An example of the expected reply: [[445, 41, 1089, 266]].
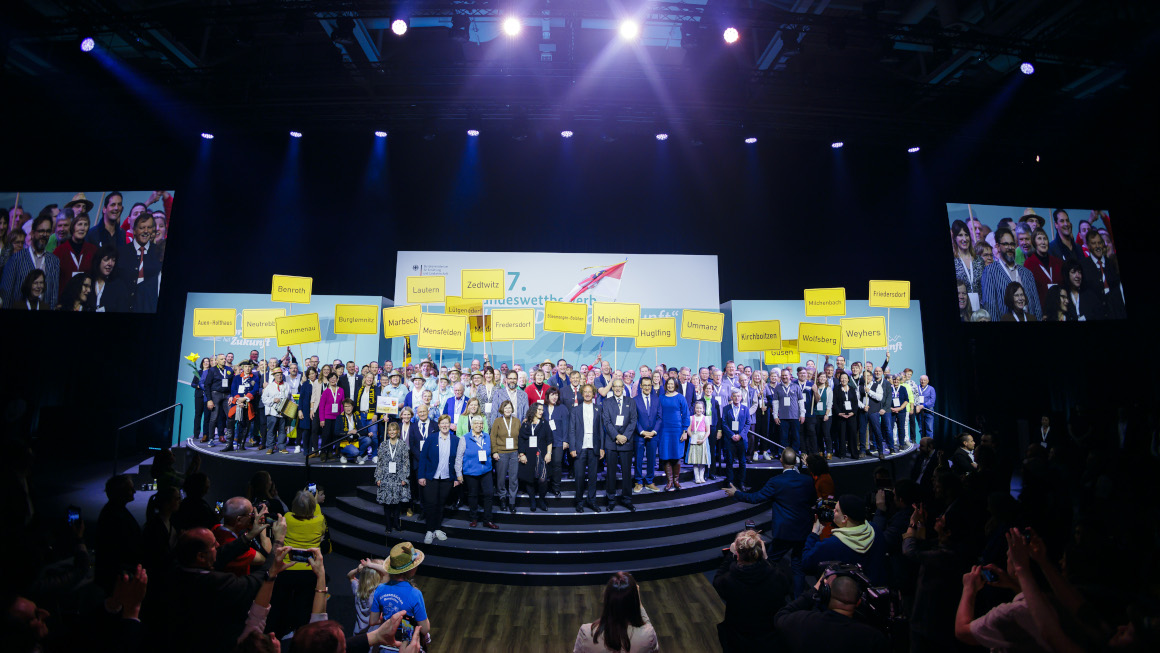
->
[[712, 530, 790, 652]]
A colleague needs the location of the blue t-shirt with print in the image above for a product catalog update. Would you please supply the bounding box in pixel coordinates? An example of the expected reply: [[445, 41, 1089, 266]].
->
[[371, 579, 428, 622]]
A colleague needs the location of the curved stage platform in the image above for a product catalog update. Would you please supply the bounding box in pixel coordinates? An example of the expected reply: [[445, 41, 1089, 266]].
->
[[184, 437, 917, 585]]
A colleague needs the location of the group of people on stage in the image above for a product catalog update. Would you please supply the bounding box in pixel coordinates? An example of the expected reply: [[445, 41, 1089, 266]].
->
[[1, 192, 172, 311], [951, 208, 1125, 322], [193, 348, 934, 544]]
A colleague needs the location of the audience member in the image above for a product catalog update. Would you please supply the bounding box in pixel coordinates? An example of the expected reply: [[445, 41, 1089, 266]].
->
[[801, 494, 887, 585], [773, 571, 890, 652], [712, 529, 791, 652], [574, 572, 659, 653]]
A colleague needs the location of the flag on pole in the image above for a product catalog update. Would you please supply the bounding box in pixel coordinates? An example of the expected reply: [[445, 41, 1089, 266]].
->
[[567, 261, 626, 301]]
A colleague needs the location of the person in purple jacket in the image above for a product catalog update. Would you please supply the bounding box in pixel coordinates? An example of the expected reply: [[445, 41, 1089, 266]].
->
[[316, 372, 345, 462]]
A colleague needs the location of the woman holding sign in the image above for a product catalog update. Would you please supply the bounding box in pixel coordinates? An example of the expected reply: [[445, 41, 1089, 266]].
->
[[657, 378, 691, 492], [518, 402, 552, 512]]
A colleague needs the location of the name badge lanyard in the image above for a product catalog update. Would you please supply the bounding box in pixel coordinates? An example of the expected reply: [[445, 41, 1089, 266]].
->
[[503, 416, 514, 449]]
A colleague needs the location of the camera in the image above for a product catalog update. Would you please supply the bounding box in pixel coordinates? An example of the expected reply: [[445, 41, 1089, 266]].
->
[[817, 562, 905, 636], [67, 506, 81, 525], [307, 482, 318, 495], [813, 498, 838, 523], [981, 568, 999, 583], [215, 501, 225, 513], [289, 548, 314, 563]]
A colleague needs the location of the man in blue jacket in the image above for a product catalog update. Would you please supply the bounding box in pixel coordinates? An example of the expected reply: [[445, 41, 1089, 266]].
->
[[721, 389, 750, 490], [801, 494, 888, 587], [632, 376, 662, 493], [725, 448, 817, 596]]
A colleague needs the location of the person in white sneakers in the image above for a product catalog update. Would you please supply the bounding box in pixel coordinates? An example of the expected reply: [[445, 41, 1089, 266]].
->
[[261, 368, 291, 454]]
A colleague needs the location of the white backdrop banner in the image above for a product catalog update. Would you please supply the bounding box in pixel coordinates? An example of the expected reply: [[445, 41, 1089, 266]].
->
[[395, 252, 720, 309]]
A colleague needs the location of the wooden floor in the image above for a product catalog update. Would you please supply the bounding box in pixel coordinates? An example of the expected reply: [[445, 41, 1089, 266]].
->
[[414, 573, 724, 652]]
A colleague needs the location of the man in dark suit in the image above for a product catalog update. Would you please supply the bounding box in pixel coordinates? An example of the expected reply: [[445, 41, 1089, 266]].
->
[[722, 388, 751, 490], [601, 379, 638, 512], [949, 433, 977, 476], [566, 384, 602, 512], [559, 370, 583, 408], [632, 376, 662, 492], [1079, 228, 1125, 319], [909, 437, 939, 499], [339, 361, 362, 401], [678, 367, 698, 411], [725, 448, 817, 596], [110, 211, 162, 312]]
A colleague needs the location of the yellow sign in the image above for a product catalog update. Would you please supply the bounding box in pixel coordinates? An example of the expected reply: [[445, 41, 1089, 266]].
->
[[868, 280, 911, 309], [804, 288, 846, 317], [407, 276, 446, 304], [275, 313, 322, 347], [444, 295, 483, 317], [543, 301, 588, 334], [241, 309, 285, 339], [460, 269, 505, 300], [591, 302, 641, 338], [270, 274, 313, 304], [797, 322, 842, 356], [193, 308, 236, 337], [680, 309, 725, 342], [839, 316, 887, 348], [764, 339, 799, 365], [417, 313, 468, 351], [334, 304, 379, 335], [469, 315, 494, 343], [736, 320, 782, 352], [635, 317, 677, 348], [381, 304, 422, 339], [491, 308, 536, 341]]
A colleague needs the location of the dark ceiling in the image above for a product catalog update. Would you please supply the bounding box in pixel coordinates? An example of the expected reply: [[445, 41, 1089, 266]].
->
[[3, 1, 1158, 146]]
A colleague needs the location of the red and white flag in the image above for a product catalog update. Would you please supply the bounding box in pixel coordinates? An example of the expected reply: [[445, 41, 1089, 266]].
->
[[567, 261, 626, 301]]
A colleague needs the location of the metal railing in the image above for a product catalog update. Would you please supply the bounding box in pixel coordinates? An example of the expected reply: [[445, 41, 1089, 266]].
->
[[115, 402, 183, 476]]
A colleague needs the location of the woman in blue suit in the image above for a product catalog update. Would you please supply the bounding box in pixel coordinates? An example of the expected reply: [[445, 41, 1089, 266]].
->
[[656, 378, 691, 491]]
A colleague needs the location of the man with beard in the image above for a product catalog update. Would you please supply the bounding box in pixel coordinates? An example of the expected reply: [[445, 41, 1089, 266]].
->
[[981, 227, 1042, 320], [86, 191, 126, 250], [1, 215, 60, 309]]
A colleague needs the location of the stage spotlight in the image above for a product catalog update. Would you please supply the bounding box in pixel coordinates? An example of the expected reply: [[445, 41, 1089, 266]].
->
[[1020, 61, 1035, 75], [655, 132, 669, 141], [391, 19, 408, 36], [561, 130, 574, 139], [374, 131, 388, 138], [907, 146, 920, 153], [290, 131, 303, 138], [831, 141, 844, 149], [80, 37, 96, 52], [620, 20, 640, 41], [467, 129, 480, 137], [201, 133, 214, 140], [744, 137, 757, 144], [723, 27, 739, 44], [503, 17, 522, 37]]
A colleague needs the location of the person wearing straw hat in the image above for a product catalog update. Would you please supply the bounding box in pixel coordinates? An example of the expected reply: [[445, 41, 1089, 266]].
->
[[64, 192, 94, 217], [368, 542, 432, 646]]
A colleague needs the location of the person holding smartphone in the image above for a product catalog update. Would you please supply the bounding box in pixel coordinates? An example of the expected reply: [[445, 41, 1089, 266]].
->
[[713, 529, 791, 652], [367, 542, 432, 649]]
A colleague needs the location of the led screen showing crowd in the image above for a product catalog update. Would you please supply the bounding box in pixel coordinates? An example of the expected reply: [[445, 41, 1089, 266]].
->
[[946, 203, 1124, 323], [1, 190, 175, 312]]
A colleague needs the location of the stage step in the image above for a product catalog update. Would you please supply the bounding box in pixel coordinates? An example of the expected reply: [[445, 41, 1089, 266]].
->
[[327, 524, 766, 586]]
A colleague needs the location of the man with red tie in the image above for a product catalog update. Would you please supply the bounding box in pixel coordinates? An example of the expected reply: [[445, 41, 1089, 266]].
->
[[111, 212, 162, 312]]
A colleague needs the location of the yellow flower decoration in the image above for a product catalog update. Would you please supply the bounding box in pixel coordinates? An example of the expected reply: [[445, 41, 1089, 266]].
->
[[185, 352, 200, 362]]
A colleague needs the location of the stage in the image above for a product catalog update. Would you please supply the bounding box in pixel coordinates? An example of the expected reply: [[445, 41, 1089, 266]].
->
[[183, 436, 918, 585]]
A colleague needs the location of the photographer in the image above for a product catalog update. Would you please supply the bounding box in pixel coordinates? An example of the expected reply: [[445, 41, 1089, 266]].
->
[[212, 498, 274, 577], [773, 570, 890, 652], [872, 478, 918, 593], [801, 495, 887, 586], [724, 448, 816, 596], [712, 529, 791, 652]]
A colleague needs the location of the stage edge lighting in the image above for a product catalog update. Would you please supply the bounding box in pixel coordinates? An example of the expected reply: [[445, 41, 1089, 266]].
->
[[391, 19, 408, 36], [201, 133, 214, 140], [723, 27, 739, 44], [80, 37, 96, 52], [620, 20, 640, 41], [290, 131, 303, 138], [907, 146, 921, 153], [503, 17, 522, 37], [831, 141, 844, 149]]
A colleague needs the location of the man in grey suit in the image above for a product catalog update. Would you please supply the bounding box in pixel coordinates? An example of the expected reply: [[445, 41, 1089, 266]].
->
[[489, 370, 529, 423], [602, 379, 638, 512], [1, 215, 60, 309]]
